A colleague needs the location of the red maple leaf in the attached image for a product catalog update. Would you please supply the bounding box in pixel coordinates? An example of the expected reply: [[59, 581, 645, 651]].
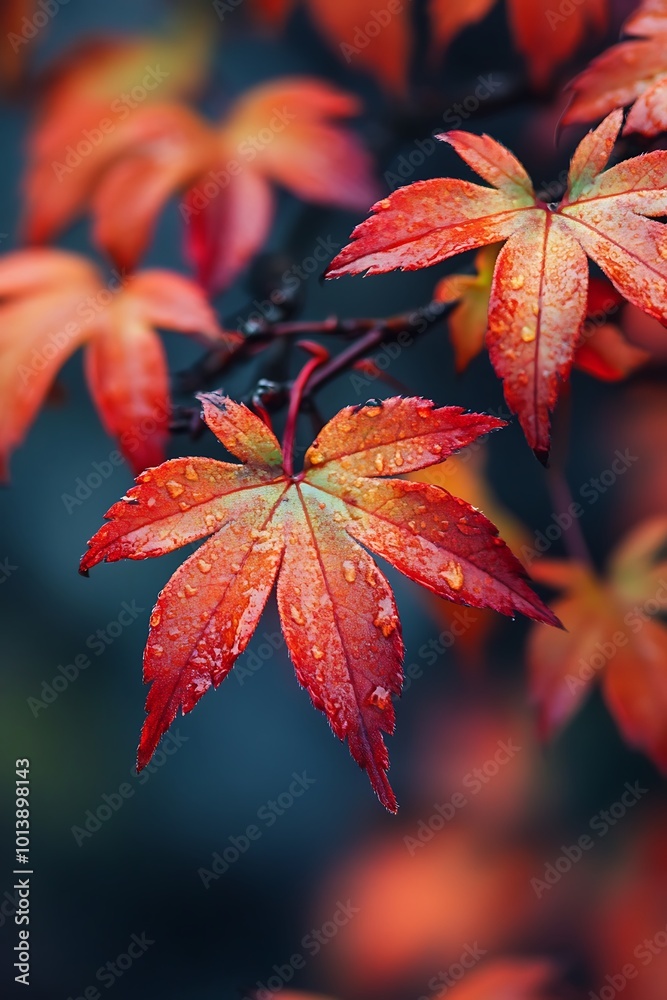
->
[[527, 517, 667, 771], [326, 111, 667, 462], [0, 248, 229, 478], [80, 393, 559, 811], [564, 0, 667, 136]]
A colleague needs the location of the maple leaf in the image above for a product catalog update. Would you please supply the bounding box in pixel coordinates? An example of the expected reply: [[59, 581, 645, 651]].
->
[[22, 20, 212, 247], [251, 0, 411, 96], [563, 0, 667, 136], [436, 257, 650, 383], [274, 962, 559, 1000], [327, 110, 667, 461], [429, 0, 607, 89], [527, 517, 667, 771], [24, 77, 378, 293], [0, 249, 228, 479], [434, 245, 501, 374], [80, 393, 558, 811]]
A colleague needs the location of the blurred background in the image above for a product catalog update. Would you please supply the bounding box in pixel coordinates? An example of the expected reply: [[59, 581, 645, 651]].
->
[[1, 0, 666, 997]]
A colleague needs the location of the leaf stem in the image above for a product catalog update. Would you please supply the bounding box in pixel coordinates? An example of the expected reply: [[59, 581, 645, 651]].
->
[[282, 343, 329, 477]]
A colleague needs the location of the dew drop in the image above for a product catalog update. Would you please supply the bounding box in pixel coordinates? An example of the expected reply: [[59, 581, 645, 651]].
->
[[179, 501, 191, 511], [184, 584, 198, 598], [165, 479, 184, 499], [291, 605, 305, 625], [374, 453, 384, 473], [342, 560, 356, 583], [393, 450, 403, 467], [368, 686, 391, 710], [147, 497, 156, 507], [150, 610, 161, 627], [198, 559, 212, 574], [510, 274, 525, 289], [311, 645, 325, 660], [521, 325, 536, 343], [185, 463, 199, 481], [440, 561, 464, 590], [309, 451, 324, 465]]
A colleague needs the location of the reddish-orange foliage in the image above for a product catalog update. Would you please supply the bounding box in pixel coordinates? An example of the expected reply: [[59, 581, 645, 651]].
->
[[0, 249, 227, 478], [564, 0, 667, 136], [24, 76, 377, 292], [81, 394, 558, 810], [328, 111, 667, 461], [528, 518, 667, 770]]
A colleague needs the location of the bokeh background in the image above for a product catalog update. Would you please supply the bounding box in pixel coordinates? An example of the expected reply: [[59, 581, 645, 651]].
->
[[1, 0, 667, 998]]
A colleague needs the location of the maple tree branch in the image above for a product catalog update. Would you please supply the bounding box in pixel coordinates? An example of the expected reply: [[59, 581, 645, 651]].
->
[[171, 298, 454, 439]]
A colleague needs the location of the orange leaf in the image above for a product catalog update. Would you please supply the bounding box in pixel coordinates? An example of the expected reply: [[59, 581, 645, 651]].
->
[[527, 517, 667, 769], [328, 112, 667, 461], [0, 250, 226, 478], [81, 394, 559, 811], [564, 0, 667, 136]]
